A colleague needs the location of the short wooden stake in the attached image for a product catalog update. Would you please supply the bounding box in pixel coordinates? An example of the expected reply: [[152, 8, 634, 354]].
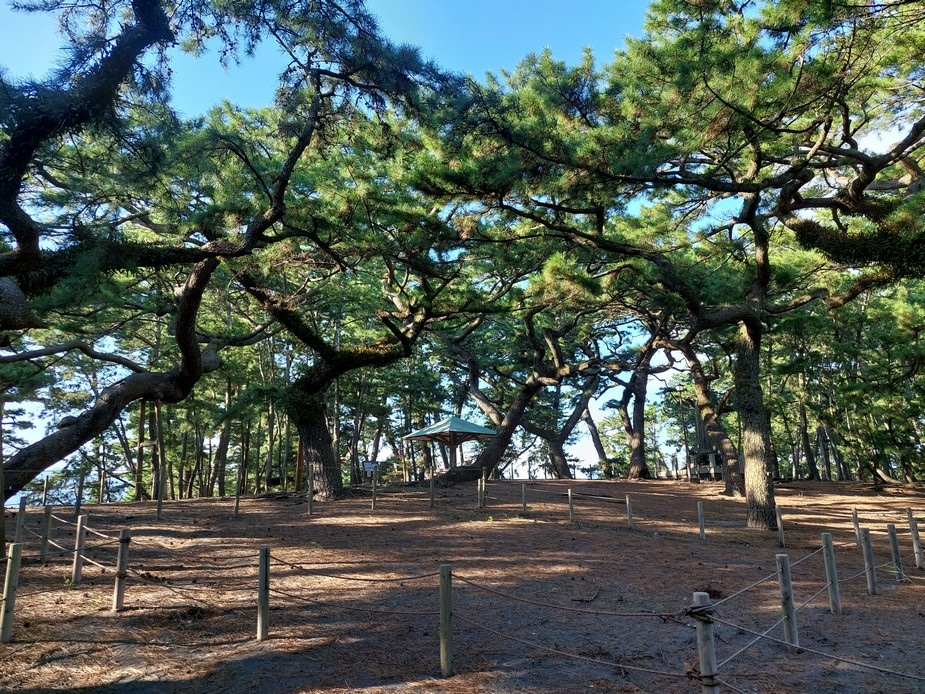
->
[[568, 489, 574, 523], [626, 495, 633, 529], [371, 470, 378, 511], [860, 527, 877, 595], [521, 483, 527, 515], [1, 543, 22, 643], [40, 506, 53, 564], [481, 468, 488, 509], [257, 545, 270, 641], [776, 506, 785, 548], [71, 514, 88, 585], [852, 507, 861, 545], [112, 529, 131, 613], [907, 509, 923, 570], [691, 592, 719, 694], [888, 523, 906, 582], [776, 553, 799, 652], [429, 473, 435, 509], [41, 477, 49, 506], [13, 497, 26, 544], [820, 533, 842, 615], [439, 563, 454, 677], [697, 500, 706, 541]]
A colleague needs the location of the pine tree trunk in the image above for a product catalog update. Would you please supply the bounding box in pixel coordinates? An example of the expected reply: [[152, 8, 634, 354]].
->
[[621, 361, 651, 480], [735, 322, 777, 530], [799, 400, 819, 480], [134, 399, 148, 501], [211, 402, 232, 497], [293, 390, 342, 499], [473, 379, 544, 474], [548, 438, 573, 479], [684, 345, 743, 495], [582, 408, 612, 478]]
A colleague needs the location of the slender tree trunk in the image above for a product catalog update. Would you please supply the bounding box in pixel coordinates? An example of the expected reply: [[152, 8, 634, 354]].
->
[[817, 425, 832, 481], [264, 402, 276, 491], [134, 399, 148, 501], [582, 408, 612, 478], [735, 321, 777, 529], [211, 404, 232, 497], [179, 429, 189, 499], [240, 420, 251, 495], [799, 399, 819, 480]]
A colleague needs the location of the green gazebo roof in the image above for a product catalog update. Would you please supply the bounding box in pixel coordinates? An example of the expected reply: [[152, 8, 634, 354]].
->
[[403, 415, 496, 447]]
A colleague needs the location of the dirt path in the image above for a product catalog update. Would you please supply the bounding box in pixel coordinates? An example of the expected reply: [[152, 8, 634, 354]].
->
[[3, 480, 925, 693]]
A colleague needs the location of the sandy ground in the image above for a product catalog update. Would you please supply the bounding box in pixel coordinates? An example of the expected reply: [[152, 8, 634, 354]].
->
[[2, 479, 925, 694]]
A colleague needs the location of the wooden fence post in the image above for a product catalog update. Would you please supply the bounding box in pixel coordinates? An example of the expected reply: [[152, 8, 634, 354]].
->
[[257, 545, 270, 642], [626, 495, 633, 529], [39, 506, 52, 565], [1, 543, 22, 643], [691, 592, 720, 694], [13, 497, 26, 544], [568, 489, 574, 523], [440, 564, 454, 677], [697, 501, 706, 541], [907, 509, 923, 570], [776, 553, 799, 653], [112, 529, 131, 613], [371, 469, 378, 511], [430, 473, 435, 510], [776, 506, 785, 548], [820, 532, 842, 615], [71, 514, 87, 585], [860, 527, 877, 595], [521, 483, 527, 515], [852, 506, 861, 545], [888, 524, 906, 582]]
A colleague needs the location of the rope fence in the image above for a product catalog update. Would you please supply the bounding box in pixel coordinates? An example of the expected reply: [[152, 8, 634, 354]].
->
[[3, 491, 924, 691]]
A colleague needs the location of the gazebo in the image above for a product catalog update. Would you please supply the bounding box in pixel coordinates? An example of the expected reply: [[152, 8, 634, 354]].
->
[[403, 415, 496, 470]]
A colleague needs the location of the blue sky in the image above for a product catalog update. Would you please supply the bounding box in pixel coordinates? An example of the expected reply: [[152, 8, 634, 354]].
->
[[0, 0, 650, 116]]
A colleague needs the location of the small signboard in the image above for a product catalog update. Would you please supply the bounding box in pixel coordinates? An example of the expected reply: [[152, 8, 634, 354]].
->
[[362, 461, 378, 476]]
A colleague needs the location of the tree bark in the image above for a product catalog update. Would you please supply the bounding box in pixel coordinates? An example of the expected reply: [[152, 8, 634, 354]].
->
[[735, 321, 777, 529], [680, 344, 744, 494], [3, 259, 220, 500], [621, 364, 651, 480], [472, 378, 545, 474], [291, 388, 342, 500], [583, 407, 612, 478]]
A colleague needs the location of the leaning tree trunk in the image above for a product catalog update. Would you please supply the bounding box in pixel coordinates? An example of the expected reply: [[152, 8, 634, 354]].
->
[[735, 321, 777, 529], [583, 408, 612, 478], [683, 344, 743, 495], [473, 379, 544, 474]]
